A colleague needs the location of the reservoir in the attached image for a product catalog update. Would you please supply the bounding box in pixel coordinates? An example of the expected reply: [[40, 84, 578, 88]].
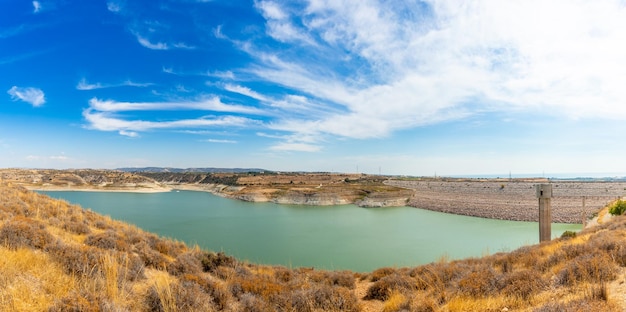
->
[[41, 190, 581, 272]]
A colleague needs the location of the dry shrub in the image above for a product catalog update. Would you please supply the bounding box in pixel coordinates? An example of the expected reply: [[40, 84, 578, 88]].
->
[[457, 266, 499, 298], [84, 230, 129, 252], [0, 217, 55, 250], [533, 298, 619, 312], [409, 295, 439, 312], [135, 241, 169, 269], [62, 220, 91, 235], [167, 250, 203, 276], [201, 251, 237, 273], [382, 290, 409, 312], [48, 243, 103, 277], [230, 275, 286, 301], [536, 249, 566, 272], [365, 274, 415, 301], [499, 269, 546, 300], [556, 253, 617, 286], [149, 235, 186, 259], [310, 270, 356, 289], [561, 242, 597, 260], [291, 285, 360, 312], [370, 267, 397, 282], [238, 293, 272, 312], [48, 290, 103, 312], [273, 266, 294, 283], [410, 264, 447, 291], [586, 282, 609, 302], [588, 231, 626, 266], [181, 273, 230, 310], [146, 278, 216, 312]]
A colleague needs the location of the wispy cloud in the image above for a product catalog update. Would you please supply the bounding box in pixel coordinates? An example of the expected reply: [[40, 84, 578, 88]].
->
[[32, 1, 41, 13], [7, 86, 45, 107], [26, 154, 70, 162], [227, 0, 626, 152], [83, 95, 265, 137], [270, 142, 320, 152], [132, 32, 195, 50], [106, 1, 121, 13], [83, 109, 256, 133], [88, 97, 263, 115], [204, 139, 237, 144], [223, 84, 269, 102], [76, 78, 154, 90]]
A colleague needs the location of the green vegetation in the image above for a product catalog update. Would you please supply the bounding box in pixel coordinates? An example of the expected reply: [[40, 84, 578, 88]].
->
[[608, 199, 626, 215], [0, 183, 624, 311]]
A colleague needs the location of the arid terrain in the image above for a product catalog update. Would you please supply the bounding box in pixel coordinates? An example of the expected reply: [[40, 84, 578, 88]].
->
[[1, 181, 626, 311], [1, 169, 623, 223]]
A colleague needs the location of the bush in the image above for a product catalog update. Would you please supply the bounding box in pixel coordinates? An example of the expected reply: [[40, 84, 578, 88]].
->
[[457, 266, 499, 298], [62, 220, 91, 235], [291, 285, 360, 312], [609, 199, 626, 215], [310, 270, 356, 289], [365, 274, 415, 301], [499, 269, 546, 300], [167, 251, 203, 276], [370, 267, 397, 282], [135, 241, 169, 269], [556, 254, 617, 286], [201, 251, 237, 273], [181, 274, 230, 310], [48, 243, 103, 277], [560, 230, 577, 239], [84, 230, 129, 252], [145, 279, 216, 312], [0, 217, 55, 250], [48, 290, 103, 312]]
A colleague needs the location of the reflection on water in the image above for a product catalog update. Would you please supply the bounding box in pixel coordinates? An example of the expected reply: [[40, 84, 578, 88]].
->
[[41, 190, 581, 272]]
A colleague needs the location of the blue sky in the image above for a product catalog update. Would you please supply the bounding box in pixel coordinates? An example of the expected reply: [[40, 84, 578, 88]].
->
[[2, 0, 626, 176]]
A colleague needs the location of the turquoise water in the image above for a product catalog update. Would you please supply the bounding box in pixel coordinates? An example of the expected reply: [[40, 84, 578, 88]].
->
[[40, 190, 581, 272]]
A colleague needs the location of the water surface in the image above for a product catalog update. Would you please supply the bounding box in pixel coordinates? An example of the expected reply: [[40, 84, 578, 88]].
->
[[41, 190, 580, 272]]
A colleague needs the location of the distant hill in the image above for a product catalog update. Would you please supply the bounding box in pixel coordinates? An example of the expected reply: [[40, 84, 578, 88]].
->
[[117, 167, 269, 173]]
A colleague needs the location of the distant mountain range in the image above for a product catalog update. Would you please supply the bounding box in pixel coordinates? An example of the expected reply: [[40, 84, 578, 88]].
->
[[117, 167, 269, 173]]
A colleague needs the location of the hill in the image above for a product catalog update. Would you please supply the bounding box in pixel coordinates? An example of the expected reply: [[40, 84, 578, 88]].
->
[[1, 182, 625, 311], [117, 167, 268, 174]]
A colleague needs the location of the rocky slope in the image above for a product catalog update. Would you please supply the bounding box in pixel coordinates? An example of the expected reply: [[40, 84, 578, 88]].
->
[[389, 179, 625, 223]]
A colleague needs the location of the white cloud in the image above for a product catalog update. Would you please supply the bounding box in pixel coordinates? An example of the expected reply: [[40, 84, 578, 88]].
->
[[136, 35, 169, 50], [133, 32, 194, 50], [7, 86, 45, 107], [76, 79, 103, 90], [88, 97, 263, 115], [240, 0, 626, 149], [76, 78, 153, 90], [270, 142, 321, 152], [32, 1, 41, 13], [119, 130, 139, 137], [224, 84, 269, 102], [82, 109, 256, 132], [204, 139, 237, 144], [107, 1, 121, 12]]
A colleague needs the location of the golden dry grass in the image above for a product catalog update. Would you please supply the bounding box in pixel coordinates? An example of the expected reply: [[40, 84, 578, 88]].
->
[[1, 182, 626, 311]]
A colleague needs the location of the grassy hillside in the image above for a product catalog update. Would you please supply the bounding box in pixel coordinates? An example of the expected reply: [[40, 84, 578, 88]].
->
[[0, 182, 624, 311]]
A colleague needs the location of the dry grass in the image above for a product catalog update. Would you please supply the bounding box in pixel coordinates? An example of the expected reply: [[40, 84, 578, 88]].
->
[[2, 182, 626, 311]]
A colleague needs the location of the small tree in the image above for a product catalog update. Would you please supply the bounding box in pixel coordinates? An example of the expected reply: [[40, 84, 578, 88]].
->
[[608, 199, 626, 216]]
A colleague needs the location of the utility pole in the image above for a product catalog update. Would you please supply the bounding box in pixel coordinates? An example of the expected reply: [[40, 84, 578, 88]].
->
[[536, 184, 552, 242]]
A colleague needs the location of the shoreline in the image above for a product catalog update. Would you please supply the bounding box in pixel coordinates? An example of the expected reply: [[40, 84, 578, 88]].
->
[[16, 178, 622, 225], [25, 185, 173, 193]]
